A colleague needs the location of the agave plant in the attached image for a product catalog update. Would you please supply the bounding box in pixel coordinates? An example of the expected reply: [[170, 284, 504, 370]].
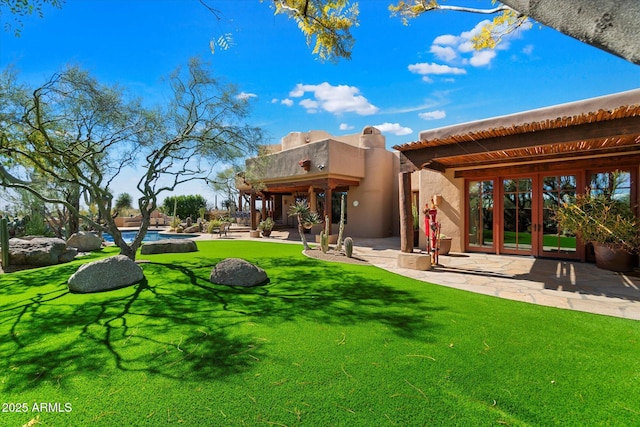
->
[[288, 200, 321, 250]]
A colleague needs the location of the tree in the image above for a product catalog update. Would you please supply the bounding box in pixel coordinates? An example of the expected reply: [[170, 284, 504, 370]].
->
[[210, 166, 242, 214], [0, 0, 63, 36], [161, 195, 208, 221], [269, 0, 640, 64], [0, 58, 262, 260], [288, 200, 321, 250], [114, 193, 133, 216]]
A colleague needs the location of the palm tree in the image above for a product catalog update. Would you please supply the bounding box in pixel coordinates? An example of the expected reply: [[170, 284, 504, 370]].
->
[[288, 201, 321, 250]]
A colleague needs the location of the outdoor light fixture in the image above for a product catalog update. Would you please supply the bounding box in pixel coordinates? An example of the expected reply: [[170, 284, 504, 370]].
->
[[352, 200, 359, 207], [316, 164, 325, 170]]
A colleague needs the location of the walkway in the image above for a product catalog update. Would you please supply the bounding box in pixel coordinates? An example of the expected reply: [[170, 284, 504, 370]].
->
[[214, 227, 640, 321]]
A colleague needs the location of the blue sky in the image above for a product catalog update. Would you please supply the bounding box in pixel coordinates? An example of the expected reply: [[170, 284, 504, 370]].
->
[[2, 0, 639, 202]]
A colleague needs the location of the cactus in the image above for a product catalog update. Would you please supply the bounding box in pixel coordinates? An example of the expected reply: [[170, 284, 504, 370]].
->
[[320, 215, 330, 253], [336, 194, 346, 252], [320, 231, 329, 253], [344, 237, 353, 258], [1, 217, 9, 268]]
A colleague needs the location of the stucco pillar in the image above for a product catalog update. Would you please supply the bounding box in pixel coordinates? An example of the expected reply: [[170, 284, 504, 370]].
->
[[399, 172, 414, 253]]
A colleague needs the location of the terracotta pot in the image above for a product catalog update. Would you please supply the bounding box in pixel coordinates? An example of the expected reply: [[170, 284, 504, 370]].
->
[[439, 238, 452, 255], [593, 243, 635, 272]]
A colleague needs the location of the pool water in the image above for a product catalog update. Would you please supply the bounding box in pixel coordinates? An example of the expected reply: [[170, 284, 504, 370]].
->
[[102, 230, 198, 243]]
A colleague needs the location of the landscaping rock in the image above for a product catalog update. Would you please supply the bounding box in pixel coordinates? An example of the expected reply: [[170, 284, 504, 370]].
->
[[210, 258, 269, 287], [68, 255, 144, 293], [140, 239, 198, 255], [7, 237, 78, 266], [183, 225, 200, 233], [67, 231, 103, 252]]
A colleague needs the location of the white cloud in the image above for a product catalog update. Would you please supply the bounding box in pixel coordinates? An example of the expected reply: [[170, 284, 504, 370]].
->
[[419, 110, 446, 120], [469, 50, 496, 67], [432, 34, 459, 46], [426, 18, 532, 69], [281, 98, 294, 107], [430, 45, 457, 62], [237, 92, 257, 100], [299, 98, 319, 113], [374, 122, 413, 136], [408, 62, 466, 76], [522, 44, 534, 55], [339, 123, 354, 131], [289, 82, 379, 115]]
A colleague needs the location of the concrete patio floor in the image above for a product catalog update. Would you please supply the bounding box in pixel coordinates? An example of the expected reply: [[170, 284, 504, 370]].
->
[[214, 227, 640, 321]]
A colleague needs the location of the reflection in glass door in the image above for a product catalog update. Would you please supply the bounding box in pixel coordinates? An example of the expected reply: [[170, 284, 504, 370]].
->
[[542, 175, 577, 256], [502, 178, 533, 253], [468, 180, 494, 249]]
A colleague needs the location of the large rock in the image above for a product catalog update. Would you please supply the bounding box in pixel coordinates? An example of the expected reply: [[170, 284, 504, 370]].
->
[[210, 258, 269, 287], [67, 231, 103, 252], [68, 255, 144, 293], [140, 239, 198, 255], [7, 237, 78, 266]]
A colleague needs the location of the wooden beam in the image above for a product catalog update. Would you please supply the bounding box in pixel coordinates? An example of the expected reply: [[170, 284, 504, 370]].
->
[[454, 153, 640, 179], [402, 116, 640, 170], [399, 172, 414, 253]]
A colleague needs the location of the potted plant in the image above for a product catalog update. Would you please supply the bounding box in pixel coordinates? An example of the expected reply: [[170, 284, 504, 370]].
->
[[556, 191, 639, 272], [258, 217, 275, 237], [438, 234, 452, 255]]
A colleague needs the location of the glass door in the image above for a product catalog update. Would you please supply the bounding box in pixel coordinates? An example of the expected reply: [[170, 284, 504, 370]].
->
[[502, 178, 534, 254], [541, 175, 578, 258]]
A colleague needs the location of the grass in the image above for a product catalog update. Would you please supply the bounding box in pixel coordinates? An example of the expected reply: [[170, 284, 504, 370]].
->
[[1, 240, 639, 426]]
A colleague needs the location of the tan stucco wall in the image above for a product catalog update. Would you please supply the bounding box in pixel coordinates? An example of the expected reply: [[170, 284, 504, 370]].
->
[[345, 147, 397, 238], [416, 169, 464, 252], [245, 128, 400, 239]]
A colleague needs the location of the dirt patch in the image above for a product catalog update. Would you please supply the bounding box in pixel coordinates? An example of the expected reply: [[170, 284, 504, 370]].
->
[[303, 248, 369, 265]]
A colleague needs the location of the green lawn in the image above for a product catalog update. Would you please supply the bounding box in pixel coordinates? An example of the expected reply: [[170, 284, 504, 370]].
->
[[1, 241, 639, 426]]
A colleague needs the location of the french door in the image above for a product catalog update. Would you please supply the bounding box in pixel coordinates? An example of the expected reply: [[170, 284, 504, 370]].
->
[[468, 174, 579, 259]]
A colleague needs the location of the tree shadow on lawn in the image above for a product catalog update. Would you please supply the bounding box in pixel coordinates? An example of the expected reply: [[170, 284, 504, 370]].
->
[[0, 253, 444, 393]]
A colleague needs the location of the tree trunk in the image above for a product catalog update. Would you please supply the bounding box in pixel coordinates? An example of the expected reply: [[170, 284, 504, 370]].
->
[[297, 213, 310, 250], [502, 0, 640, 65], [399, 172, 414, 253]]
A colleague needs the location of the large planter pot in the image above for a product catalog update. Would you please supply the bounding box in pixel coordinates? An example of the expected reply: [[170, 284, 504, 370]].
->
[[261, 229, 272, 237], [594, 243, 635, 272], [438, 238, 452, 255]]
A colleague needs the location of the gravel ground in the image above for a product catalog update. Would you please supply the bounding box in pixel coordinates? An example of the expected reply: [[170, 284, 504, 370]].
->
[[303, 248, 369, 265]]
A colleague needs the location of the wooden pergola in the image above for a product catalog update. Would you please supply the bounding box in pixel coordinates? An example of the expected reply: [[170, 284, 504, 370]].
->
[[392, 89, 640, 253]]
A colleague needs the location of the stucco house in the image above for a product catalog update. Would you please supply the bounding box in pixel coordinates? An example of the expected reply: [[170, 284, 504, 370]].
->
[[241, 89, 639, 265], [395, 88, 640, 263], [241, 127, 400, 238]]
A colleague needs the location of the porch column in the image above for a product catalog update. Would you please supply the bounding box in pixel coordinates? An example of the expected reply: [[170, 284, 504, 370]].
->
[[250, 192, 257, 230], [399, 172, 414, 253], [324, 185, 333, 226], [261, 192, 269, 220], [309, 186, 317, 212]]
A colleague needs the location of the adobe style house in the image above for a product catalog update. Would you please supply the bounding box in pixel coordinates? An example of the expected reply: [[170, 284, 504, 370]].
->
[[241, 127, 400, 238], [395, 88, 640, 262]]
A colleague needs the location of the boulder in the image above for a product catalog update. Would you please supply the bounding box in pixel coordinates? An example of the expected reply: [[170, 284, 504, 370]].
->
[[183, 225, 200, 233], [210, 258, 269, 287], [68, 255, 144, 293], [140, 239, 198, 255], [67, 231, 103, 252], [7, 237, 78, 266]]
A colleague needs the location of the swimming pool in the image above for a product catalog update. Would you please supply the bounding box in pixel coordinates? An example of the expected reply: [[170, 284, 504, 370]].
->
[[102, 230, 199, 243]]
